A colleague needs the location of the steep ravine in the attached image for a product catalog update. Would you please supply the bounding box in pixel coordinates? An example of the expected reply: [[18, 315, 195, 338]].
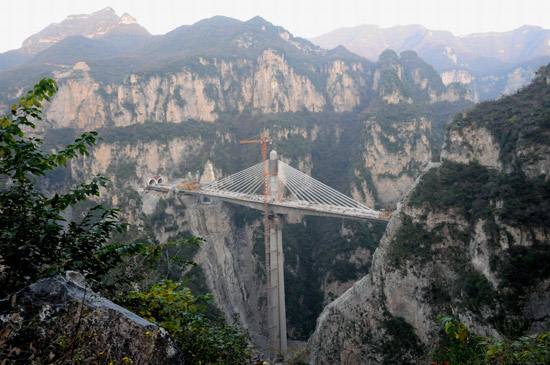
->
[[66, 128, 387, 343]]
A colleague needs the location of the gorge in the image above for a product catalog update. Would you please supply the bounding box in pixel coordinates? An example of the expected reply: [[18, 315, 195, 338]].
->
[[0, 7, 549, 364]]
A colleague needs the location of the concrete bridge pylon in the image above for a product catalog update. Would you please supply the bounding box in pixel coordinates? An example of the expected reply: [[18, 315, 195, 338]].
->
[[267, 151, 287, 358]]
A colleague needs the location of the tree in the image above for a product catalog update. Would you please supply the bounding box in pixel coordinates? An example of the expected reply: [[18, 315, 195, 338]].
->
[[0, 79, 253, 364], [0, 78, 128, 295]]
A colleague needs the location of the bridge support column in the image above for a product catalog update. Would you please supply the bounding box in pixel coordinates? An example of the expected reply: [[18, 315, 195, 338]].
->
[[267, 150, 287, 359], [268, 213, 287, 359]]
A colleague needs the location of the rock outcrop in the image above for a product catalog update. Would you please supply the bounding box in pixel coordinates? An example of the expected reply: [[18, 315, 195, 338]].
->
[[0, 272, 183, 364], [352, 116, 432, 208], [38, 49, 353, 129]]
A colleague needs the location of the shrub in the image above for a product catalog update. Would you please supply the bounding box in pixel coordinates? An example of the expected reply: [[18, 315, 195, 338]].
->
[[120, 280, 252, 364], [0, 78, 131, 294], [433, 316, 550, 364]]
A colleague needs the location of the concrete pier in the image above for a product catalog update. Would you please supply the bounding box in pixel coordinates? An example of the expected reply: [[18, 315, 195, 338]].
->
[[267, 151, 287, 358], [268, 213, 287, 358]]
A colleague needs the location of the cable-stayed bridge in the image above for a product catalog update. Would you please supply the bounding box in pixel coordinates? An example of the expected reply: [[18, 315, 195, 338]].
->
[[148, 150, 390, 360], [196, 158, 388, 222]]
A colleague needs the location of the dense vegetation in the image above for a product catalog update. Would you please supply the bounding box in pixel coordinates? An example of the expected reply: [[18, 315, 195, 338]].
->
[[399, 160, 550, 334], [448, 64, 550, 168], [409, 161, 550, 230], [282, 216, 386, 339], [0, 79, 251, 363], [433, 316, 550, 364]]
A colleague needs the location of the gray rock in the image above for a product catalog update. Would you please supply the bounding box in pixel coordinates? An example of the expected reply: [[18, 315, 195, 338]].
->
[[0, 274, 184, 364]]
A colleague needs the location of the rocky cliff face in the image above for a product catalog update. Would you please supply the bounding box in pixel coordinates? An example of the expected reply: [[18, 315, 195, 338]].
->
[[3, 14, 470, 214], [352, 116, 432, 208], [38, 51, 370, 129], [181, 197, 267, 341], [9, 11, 476, 352], [307, 64, 550, 363], [65, 127, 384, 343], [68, 136, 268, 340], [47, 50, 462, 213], [47, 48, 468, 343], [444, 64, 550, 179]]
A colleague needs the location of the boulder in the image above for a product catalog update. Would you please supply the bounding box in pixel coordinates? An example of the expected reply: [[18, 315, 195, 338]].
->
[[0, 272, 184, 364]]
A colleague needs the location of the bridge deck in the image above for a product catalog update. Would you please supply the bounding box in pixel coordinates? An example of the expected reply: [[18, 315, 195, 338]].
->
[[186, 189, 390, 222], [146, 186, 390, 222]]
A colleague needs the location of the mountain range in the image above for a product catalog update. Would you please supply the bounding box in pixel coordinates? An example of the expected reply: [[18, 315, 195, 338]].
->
[[2, 8, 550, 101], [311, 24, 550, 100], [0, 8, 151, 72]]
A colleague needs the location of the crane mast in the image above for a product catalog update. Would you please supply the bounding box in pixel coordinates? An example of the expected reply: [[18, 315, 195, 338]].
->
[[240, 131, 273, 312]]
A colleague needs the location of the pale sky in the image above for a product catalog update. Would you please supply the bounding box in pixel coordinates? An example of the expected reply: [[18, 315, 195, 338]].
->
[[1, 0, 549, 53]]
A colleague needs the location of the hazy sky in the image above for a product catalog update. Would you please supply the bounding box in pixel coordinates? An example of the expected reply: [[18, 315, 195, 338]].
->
[[1, 0, 549, 53]]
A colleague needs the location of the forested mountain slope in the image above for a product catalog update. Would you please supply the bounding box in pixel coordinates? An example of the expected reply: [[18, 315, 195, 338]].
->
[[308, 63, 550, 364]]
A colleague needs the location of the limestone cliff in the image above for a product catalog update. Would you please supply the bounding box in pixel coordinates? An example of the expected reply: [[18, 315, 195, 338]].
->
[[64, 125, 384, 343], [351, 116, 432, 209], [307, 64, 550, 363], [444, 64, 550, 179], [39, 49, 371, 129]]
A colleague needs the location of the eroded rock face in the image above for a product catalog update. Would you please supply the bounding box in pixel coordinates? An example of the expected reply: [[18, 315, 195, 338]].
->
[[443, 126, 502, 170], [0, 273, 183, 364], [182, 198, 267, 344], [39, 49, 359, 130], [351, 117, 432, 209]]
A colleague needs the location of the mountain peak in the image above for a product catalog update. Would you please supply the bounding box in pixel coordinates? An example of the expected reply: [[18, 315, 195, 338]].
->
[[65, 7, 116, 21], [97, 7, 116, 14], [121, 13, 137, 25], [246, 16, 269, 24], [20, 8, 150, 55], [378, 49, 399, 64]]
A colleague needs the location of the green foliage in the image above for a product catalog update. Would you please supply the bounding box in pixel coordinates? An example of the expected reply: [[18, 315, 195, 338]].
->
[[0, 80, 251, 364], [329, 260, 358, 282], [494, 244, 550, 314], [386, 214, 442, 268], [448, 66, 550, 168], [407, 160, 549, 327], [100, 237, 202, 298], [282, 216, 385, 340], [433, 316, 485, 363], [121, 280, 251, 364], [461, 270, 497, 311], [433, 316, 550, 364], [409, 161, 550, 229], [0, 78, 130, 294]]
